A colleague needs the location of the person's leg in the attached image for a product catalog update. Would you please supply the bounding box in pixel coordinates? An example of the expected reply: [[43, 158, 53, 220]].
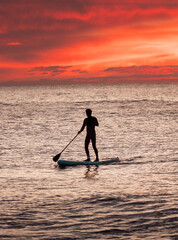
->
[[85, 136, 90, 161], [91, 135, 99, 161]]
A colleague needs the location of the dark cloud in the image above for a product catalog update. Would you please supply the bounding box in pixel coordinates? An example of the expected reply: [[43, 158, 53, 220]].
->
[[1, 0, 177, 36], [71, 69, 89, 74], [1, 1, 177, 34], [28, 65, 71, 76], [104, 65, 178, 76], [88, 0, 178, 9]]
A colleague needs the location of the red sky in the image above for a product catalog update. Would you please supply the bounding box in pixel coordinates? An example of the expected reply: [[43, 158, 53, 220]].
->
[[0, 0, 178, 85]]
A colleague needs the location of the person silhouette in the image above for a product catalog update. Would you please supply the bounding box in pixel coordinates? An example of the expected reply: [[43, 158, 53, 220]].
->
[[78, 109, 99, 161]]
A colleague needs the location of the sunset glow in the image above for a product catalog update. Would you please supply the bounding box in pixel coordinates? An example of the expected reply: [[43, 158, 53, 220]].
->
[[0, 0, 178, 85]]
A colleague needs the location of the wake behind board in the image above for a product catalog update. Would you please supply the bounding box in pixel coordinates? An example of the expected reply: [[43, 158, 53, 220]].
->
[[57, 157, 119, 167]]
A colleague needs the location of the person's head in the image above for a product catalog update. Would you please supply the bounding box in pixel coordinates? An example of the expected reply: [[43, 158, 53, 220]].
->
[[86, 108, 92, 117]]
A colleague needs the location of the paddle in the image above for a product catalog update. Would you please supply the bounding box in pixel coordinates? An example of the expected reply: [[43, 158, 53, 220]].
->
[[53, 133, 79, 162]]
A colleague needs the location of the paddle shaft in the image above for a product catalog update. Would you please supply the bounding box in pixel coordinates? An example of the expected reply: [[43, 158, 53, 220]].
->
[[60, 133, 79, 155], [53, 133, 79, 161]]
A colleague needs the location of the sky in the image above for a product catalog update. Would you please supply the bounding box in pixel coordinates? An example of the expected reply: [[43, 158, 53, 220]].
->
[[0, 0, 178, 85]]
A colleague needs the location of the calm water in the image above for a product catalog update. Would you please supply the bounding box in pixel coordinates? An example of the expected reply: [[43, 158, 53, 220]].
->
[[0, 84, 178, 240]]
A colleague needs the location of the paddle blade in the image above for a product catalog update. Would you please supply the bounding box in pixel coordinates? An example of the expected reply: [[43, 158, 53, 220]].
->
[[53, 153, 61, 162]]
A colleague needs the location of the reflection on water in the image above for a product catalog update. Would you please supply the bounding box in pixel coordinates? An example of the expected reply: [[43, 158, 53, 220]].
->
[[84, 166, 99, 178]]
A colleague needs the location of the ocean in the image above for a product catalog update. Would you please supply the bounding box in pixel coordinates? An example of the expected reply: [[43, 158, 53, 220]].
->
[[0, 84, 177, 240]]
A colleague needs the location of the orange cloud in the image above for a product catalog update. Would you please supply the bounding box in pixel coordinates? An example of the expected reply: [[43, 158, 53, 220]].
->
[[6, 42, 22, 46], [0, 0, 178, 83]]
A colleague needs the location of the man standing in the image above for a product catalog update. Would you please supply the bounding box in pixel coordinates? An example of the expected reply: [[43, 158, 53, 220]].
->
[[78, 109, 99, 161]]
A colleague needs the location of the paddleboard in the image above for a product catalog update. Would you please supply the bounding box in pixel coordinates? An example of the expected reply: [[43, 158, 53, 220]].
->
[[57, 157, 119, 167]]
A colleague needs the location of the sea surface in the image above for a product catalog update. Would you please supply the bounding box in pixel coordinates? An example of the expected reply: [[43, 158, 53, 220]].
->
[[0, 84, 178, 240]]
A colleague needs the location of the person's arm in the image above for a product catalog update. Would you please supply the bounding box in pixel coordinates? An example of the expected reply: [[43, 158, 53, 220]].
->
[[95, 117, 99, 127], [78, 119, 86, 134]]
